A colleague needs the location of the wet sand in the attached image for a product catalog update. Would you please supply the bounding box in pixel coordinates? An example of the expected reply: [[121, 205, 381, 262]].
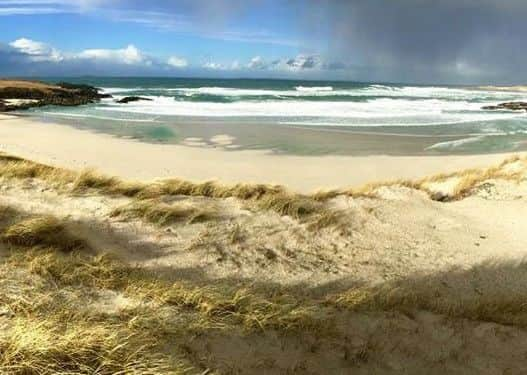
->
[[0, 114, 524, 192]]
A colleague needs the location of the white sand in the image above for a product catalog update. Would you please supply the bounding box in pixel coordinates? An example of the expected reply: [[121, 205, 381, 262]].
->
[[0, 114, 524, 192], [477, 85, 527, 92]]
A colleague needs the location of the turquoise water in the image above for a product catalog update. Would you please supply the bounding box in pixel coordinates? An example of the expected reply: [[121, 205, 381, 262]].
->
[[24, 77, 527, 155]]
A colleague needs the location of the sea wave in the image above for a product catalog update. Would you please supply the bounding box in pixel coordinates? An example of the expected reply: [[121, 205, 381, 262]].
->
[[295, 86, 333, 92], [100, 87, 143, 95], [99, 96, 525, 125], [425, 136, 485, 150], [101, 85, 527, 102]]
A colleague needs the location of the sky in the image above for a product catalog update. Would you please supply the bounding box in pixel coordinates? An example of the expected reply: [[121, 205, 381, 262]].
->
[[0, 0, 526, 84]]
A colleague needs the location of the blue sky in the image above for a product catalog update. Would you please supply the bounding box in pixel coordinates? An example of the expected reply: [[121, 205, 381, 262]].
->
[[1, 0, 527, 83], [0, 0, 331, 79]]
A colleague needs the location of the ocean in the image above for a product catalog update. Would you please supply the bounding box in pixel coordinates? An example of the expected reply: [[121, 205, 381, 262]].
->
[[26, 77, 527, 155]]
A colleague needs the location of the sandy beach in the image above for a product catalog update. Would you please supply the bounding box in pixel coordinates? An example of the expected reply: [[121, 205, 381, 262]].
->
[[0, 114, 524, 192], [0, 83, 527, 374], [2, 0, 527, 371]]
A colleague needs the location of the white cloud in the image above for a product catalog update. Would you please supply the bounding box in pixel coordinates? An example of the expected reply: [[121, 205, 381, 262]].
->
[[10, 38, 151, 66], [0, 6, 65, 15], [3, 37, 347, 77], [202, 60, 246, 71], [6, 38, 191, 72], [284, 55, 322, 70], [167, 56, 188, 68], [245, 54, 326, 72], [11, 39, 152, 66], [247, 56, 266, 70], [77, 44, 147, 65], [202, 62, 225, 70], [9, 38, 63, 62]]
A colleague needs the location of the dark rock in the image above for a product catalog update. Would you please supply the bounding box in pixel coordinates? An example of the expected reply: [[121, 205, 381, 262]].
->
[[0, 80, 110, 112], [117, 96, 153, 104], [56, 82, 99, 95], [430, 191, 451, 202], [482, 102, 527, 111]]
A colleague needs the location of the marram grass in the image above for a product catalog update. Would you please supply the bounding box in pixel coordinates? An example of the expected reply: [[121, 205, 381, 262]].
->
[[0, 153, 525, 217]]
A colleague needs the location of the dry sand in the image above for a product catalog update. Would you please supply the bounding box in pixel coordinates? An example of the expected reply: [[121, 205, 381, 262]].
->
[[0, 151, 526, 373], [0, 114, 524, 193], [477, 85, 527, 92]]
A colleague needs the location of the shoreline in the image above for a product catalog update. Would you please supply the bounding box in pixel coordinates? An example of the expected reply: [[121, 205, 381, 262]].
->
[[0, 114, 525, 193]]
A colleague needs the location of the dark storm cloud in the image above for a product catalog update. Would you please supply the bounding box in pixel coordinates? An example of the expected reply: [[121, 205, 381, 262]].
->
[[123, 0, 527, 83], [296, 0, 527, 83]]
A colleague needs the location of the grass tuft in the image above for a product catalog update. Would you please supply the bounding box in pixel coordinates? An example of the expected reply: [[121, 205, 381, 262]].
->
[[307, 209, 351, 233], [2, 216, 86, 252], [71, 169, 122, 192], [256, 193, 322, 218], [110, 200, 220, 226], [0, 317, 179, 374]]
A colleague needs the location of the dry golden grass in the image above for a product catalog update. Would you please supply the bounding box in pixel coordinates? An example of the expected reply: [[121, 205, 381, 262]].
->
[[0, 318, 179, 375], [254, 192, 322, 218], [23, 246, 326, 333], [0, 79, 62, 92], [306, 209, 351, 233], [71, 169, 146, 197], [2, 153, 525, 225], [0, 154, 323, 219], [110, 199, 220, 226], [342, 154, 527, 201], [0, 169, 527, 372], [0, 242, 187, 373], [347, 179, 424, 198], [0, 207, 330, 372], [227, 223, 245, 244], [1, 207, 327, 331], [0, 159, 74, 182], [330, 260, 527, 327], [2, 216, 86, 252]]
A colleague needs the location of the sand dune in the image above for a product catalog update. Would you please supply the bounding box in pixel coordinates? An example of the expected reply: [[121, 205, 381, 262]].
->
[[0, 149, 526, 373]]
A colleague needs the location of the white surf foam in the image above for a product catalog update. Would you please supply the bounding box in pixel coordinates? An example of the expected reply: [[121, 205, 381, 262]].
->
[[93, 96, 525, 130], [295, 86, 334, 92], [100, 87, 145, 95], [100, 85, 527, 102], [426, 136, 485, 150]]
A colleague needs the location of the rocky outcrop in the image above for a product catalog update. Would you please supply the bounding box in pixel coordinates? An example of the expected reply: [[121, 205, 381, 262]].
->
[[0, 99, 39, 112], [482, 102, 527, 111], [116, 96, 153, 104], [0, 80, 111, 112]]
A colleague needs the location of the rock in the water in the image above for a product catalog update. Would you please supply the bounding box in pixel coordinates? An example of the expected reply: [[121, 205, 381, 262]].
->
[[56, 82, 112, 99], [116, 96, 153, 104], [482, 102, 527, 111]]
